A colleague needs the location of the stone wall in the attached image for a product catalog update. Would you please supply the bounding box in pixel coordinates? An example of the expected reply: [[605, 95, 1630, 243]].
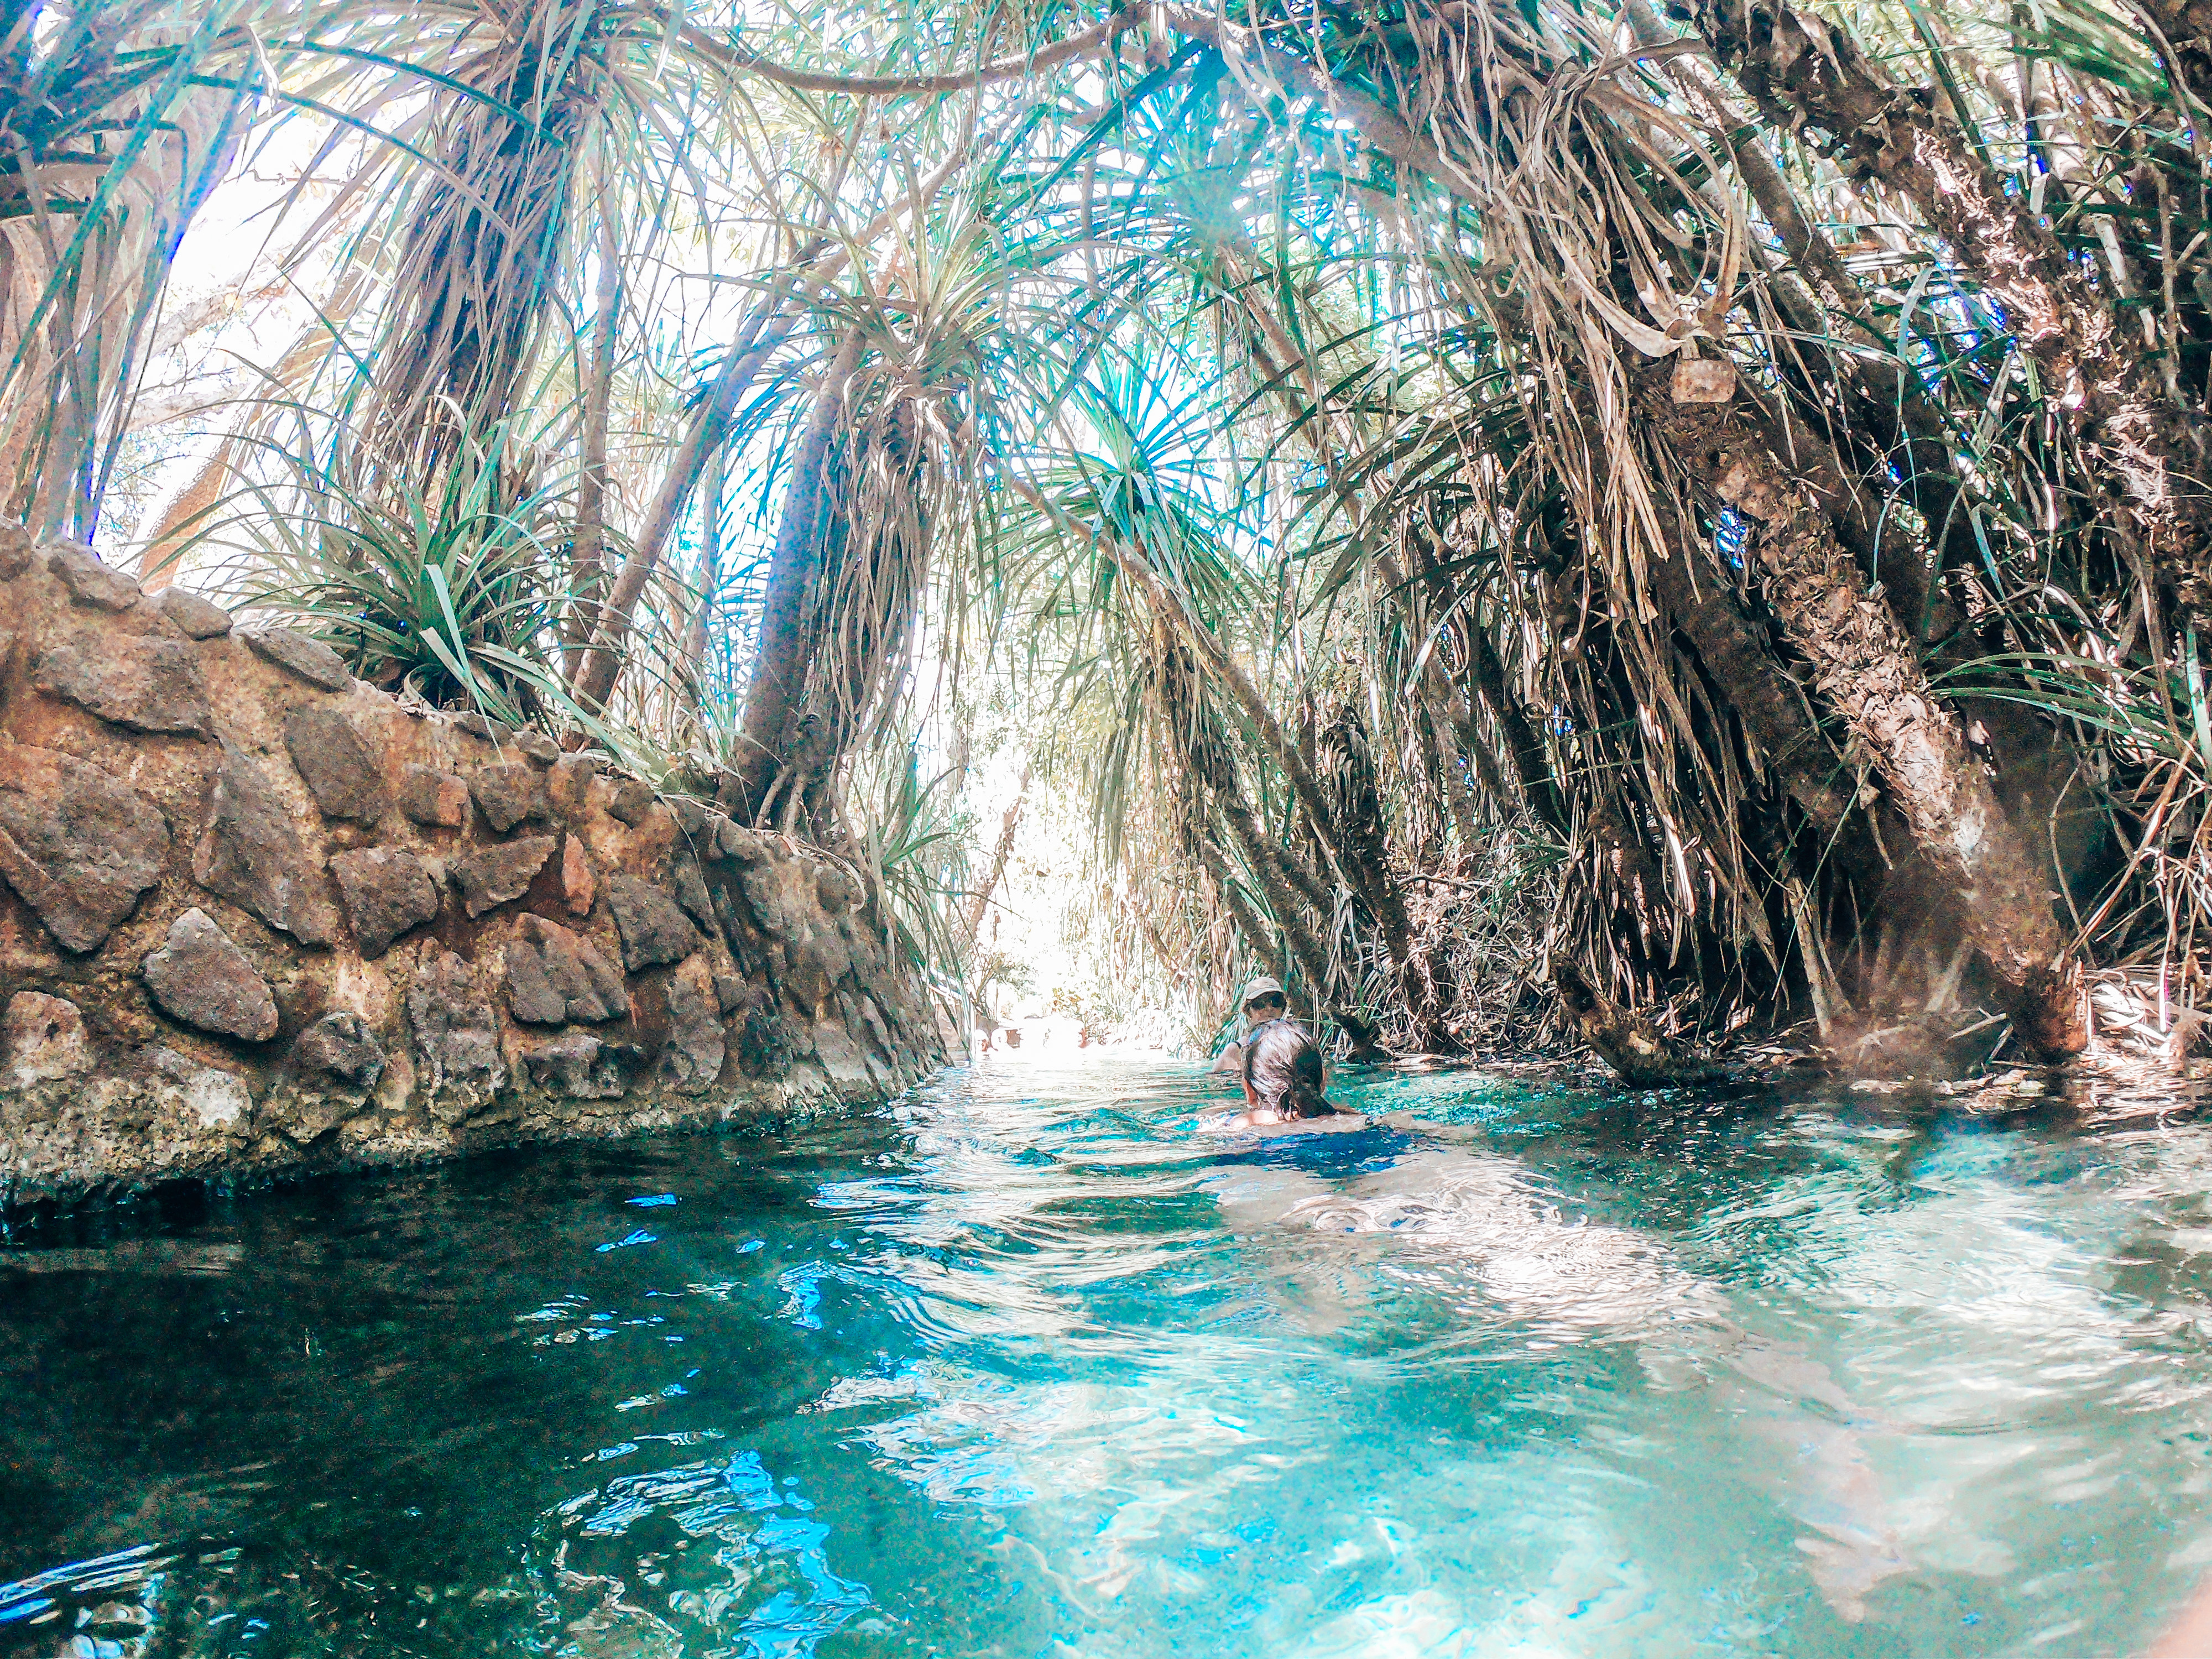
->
[[0, 531, 945, 1203]]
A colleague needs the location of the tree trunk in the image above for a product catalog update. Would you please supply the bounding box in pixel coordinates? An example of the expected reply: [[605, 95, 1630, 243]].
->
[[1637, 365, 2085, 1057], [720, 328, 867, 822], [562, 206, 623, 681], [963, 769, 1030, 946], [1682, 0, 2212, 613]]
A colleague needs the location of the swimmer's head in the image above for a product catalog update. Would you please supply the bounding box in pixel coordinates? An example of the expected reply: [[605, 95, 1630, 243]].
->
[[1241, 977, 1287, 1019]]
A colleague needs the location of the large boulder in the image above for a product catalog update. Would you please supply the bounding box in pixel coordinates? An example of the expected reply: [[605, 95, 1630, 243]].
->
[[142, 908, 279, 1042], [0, 745, 171, 953]]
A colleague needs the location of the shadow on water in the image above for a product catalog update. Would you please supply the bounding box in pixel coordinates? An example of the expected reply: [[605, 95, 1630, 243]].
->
[[7, 1055, 2212, 1655]]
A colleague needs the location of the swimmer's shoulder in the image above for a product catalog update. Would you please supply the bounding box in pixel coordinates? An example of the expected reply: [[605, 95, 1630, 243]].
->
[[1198, 1109, 1371, 1138]]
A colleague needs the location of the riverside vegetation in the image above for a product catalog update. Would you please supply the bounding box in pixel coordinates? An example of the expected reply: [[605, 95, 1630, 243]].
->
[[6, 0, 2212, 1083]]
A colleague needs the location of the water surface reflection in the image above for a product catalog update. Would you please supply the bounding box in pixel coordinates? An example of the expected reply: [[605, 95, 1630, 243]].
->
[[3, 1056, 2210, 1655]]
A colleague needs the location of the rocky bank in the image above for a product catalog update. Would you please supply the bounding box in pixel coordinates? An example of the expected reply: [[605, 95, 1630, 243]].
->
[[0, 530, 945, 1204]]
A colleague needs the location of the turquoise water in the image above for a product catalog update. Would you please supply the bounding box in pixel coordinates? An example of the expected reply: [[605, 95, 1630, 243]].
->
[[4, 1056, 2212, 1655]]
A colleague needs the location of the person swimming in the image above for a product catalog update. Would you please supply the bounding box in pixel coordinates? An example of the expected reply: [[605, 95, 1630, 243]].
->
[[1221, 977, 1342, 1126]]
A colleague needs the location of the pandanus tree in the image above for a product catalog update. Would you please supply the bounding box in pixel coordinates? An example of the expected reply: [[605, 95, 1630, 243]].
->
[[71, 0, 2212, 1053], [1, 0, 255, 538]]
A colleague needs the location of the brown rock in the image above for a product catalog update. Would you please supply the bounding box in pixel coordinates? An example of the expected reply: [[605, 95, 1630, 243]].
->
[[519, 1032, 628, 1099], [0, 521, 32, 578], [607, 778, 655, 825], [406, 951, 505, 1119], [399, 764, 469, 828], [714, 974, 745, 1016], [656, 970, 725, 1095], [469, 764, 547, 833], [142, 907, 279, 1041], [514, 728, 559, 763], [3, 992, 92, 1084], [607, 874, 699, 972], [34, 630, 210, 736], [284, 705, 388, 823], [192, 745, 341, 945], [329, 847, 439, 957], [48, 542, 140, 611], [448, 835, 555, 919], [291, 1010, 384, 1089], [241, 627, 352, 692], [154, 587, 232, 639], [504, 914, 629, 1025], [0, 745, 170, 953], [547, 754, 597, 818], [735, 993, 791, 1079], [672, 853, 716, 935], [560, 836, 594, 916]]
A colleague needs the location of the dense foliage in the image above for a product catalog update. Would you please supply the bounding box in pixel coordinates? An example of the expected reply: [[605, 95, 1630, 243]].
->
[[11, 0, 2212, 1061]]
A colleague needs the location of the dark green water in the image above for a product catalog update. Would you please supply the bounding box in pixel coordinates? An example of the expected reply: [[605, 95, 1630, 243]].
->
[[4, 1056, 2211, 1656]]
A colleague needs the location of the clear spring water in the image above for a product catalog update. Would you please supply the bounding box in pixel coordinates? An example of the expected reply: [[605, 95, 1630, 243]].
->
[[5, 1056, 2212, 1657]]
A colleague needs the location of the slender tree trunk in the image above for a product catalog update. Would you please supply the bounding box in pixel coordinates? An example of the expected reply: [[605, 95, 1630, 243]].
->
[[964, 768, 1030, 946], [721, 328, 867, 821], [679, 440, 727, 711], [563, 204, 623, 681], [134, 436, 233, 590], [1637, 364, 2085, 1056]]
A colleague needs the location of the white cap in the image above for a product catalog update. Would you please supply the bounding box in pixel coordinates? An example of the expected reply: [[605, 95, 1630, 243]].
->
[[1241, 976, 1286, 1006]]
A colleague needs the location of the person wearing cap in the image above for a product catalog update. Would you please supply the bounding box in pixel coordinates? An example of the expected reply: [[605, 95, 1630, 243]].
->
[[1225, 976, 1339, 1124]]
